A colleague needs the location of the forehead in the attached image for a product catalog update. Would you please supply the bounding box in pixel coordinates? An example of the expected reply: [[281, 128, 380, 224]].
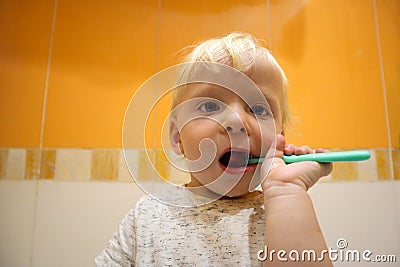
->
[[173, 57, 284, 107], [244, 56, 285, 102]]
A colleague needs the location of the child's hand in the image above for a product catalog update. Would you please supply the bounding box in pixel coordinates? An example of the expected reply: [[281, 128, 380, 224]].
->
[[260, 134, 334, 266], [260, 134, 332, 196]]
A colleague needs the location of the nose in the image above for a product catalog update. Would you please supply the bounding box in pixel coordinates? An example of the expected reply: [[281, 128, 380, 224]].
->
[[226, 125, 246, 133], [223, 109, 248, 134]]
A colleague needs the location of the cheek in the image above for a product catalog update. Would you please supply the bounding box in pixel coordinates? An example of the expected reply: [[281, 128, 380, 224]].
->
[[179, 120, 220, 159], [258, 121, 276, 150]]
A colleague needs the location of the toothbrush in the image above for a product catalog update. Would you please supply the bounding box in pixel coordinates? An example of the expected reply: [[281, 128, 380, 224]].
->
[[247, 150, 371, 165]]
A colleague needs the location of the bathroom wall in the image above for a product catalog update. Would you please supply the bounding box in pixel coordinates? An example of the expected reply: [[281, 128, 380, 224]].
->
[[0, 0, 399, 266], [1, 0, 399, 150]]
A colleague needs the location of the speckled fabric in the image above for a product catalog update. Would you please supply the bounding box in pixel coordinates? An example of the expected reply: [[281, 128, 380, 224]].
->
[[95, 191, 265, 267]]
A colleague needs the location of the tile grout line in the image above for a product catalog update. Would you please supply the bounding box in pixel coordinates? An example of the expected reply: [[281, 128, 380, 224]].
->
[[151, 0, 162, 153], [265, 0, 272, 49], [29, 180, 39, 267], [372, 0, 394, 179], [372, 0, 400, 254], [30, 0, 58, 266], [39, 0, 58, 153]]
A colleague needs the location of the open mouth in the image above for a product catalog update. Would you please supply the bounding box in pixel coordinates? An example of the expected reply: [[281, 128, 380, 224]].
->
[[219, 150, 255, 168]]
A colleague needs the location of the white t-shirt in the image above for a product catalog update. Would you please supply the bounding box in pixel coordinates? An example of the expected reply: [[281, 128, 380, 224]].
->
[[95, 191, 265, 267]]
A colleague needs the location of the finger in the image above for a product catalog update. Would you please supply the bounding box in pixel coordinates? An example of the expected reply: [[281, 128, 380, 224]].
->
[[284, 144, 296, 155], [261, 134, 286, 178], [274, 134, 286, 158], [261, 155, 286, 179], [315, 148, 326, 153], [294, 145, 313, 155], [296, 161, 333, 190], [275, 161, 333, 190]]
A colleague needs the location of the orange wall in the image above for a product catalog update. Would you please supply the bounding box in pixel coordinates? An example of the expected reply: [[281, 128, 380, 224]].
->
[[1, 0, 399, 149]]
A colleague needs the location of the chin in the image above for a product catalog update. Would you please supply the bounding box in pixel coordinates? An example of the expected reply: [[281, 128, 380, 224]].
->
[[225, 187, 250, 198], [192, 167, 260, 198], [225, 191, 248, 198], [218, 181, 252, 198]]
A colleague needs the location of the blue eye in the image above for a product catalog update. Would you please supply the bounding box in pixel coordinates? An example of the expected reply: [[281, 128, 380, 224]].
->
[[200, 101, 220, 112], [250, 105, 270, 116]]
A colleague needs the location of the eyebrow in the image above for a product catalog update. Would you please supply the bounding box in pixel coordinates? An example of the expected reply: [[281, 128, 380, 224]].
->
[[184, 83, 226, 99]]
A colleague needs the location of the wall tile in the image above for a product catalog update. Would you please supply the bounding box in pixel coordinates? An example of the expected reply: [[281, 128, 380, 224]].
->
[[43, 0, 158, 148], [31, 180, 145, 267], [138, 149, 150, 181], [270, 0, 387, 148], [357, 149, 378, 182], [54, 149, 92, 181], [0, 0, 54, 147], [319, 173, 333, 183], [5, 149, 25, 179], [0, 180, 37, 267], [310, 182, 400, 265], [91, 150, 119, 181], [159, 0, 268, 69], [331, 162, 358, 181], [0, 148, 397, 182], [376, 0, 400, 148], [118, 149, 136, 182], [0, 149, 8, 179], [40, 149, 56, 179], [375, 149, 393, 180], [393, 148, 400, 181], [155, 149, 170, 181], [25, 149, 41, 179]]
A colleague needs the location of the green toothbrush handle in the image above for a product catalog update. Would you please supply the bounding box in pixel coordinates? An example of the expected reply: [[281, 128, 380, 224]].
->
[[282, 150, 371, 164]]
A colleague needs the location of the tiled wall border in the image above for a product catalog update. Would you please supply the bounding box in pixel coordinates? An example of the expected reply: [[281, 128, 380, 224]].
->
[[0, 148, 399, 182]]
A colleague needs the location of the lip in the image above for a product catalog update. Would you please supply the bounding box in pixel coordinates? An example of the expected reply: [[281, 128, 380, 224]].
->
[[218, 147, 258, 174], [219, 163, 257, 174]]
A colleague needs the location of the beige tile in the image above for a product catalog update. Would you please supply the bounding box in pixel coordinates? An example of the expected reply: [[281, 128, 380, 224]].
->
[[40, 149, 56, 179], [0, 149, 9, 179], [91, 150, 119, 181], [138, 149, 178, 183], [0, 180, 37, 267], [25, 149, 41, 179], [393, 148, 400, 181], [155, 149, 170, 181], [331, 162, 358, 181], [5, 149, 26, 180], [54, 149, 92, 181], [357, 149, 378, 182], [319, 173, 334, 183], [310, 182, 400, 264], [118, 149, 136, 182], [164, 149, 190, 185], [166, 166, 190, 185], [375, 149, 393, 180], [31, 180, 144, 267], [138, 149, 152, 181]]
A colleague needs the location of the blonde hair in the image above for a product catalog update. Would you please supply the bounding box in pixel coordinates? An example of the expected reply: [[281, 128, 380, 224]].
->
[[172, 32, 290, 126]]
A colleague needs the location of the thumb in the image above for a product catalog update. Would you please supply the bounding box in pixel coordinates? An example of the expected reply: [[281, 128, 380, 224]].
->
[[260, 134, 286, 178]]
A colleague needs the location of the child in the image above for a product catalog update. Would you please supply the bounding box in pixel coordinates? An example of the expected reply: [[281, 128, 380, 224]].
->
[[95, 32, 333, 266]]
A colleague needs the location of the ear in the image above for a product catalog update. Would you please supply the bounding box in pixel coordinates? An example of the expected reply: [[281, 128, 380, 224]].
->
[[169, 119, 183, 155]]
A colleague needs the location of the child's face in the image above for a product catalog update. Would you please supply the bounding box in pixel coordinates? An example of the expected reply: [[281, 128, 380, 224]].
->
[[171, 58, 284, 197]]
